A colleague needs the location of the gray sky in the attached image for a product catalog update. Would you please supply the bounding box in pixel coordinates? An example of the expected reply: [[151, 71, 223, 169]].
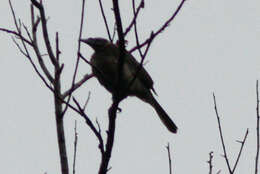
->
[[1, 0, 260, 173]]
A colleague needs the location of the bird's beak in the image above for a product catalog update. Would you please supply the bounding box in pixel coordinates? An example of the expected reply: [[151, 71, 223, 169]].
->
[[80, 38, 94, 46]]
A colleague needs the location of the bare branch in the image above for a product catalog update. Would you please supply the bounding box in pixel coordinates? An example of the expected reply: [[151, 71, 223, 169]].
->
[[83, 91, 91, 111], [124, 0, 144, 37], [207, 151, 214, 174], [166, 143, 172, 174], [31, 0, 58, 67], [73, 120, 78, 174], [55, 32, 61, 63], [5, 1, 54, 92], [0, 28, 33, 46], [256, 80, 260, 174], [213, 93, 232, 174], [216, 170, 221, 174], [98, 100, 119, 174], [22, 23, 33, 43], [62, 74, 94, 99], [98, 0, 112, 41], [131, 0, 144, 58], [232, 129, 249, 173], [30, 5, 54, 83], [62, 0, 86, 116], [130, 0, 186, 53], [73, 97, 105, 155]]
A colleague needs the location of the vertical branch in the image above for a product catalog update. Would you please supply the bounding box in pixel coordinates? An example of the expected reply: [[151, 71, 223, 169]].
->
[[166, 143, 172, 174], [132, 0, 143, 58], [73, 120, 78, 174], [30, 1, 69, 174], [112, 0, 125, 92], [31, 0, 58, 67], [213, 93, 232, 174], [255, 80, 260, 174], [98, 101, 119, 174], [207, 151, 213, 174], [53, 32, 69, 174]]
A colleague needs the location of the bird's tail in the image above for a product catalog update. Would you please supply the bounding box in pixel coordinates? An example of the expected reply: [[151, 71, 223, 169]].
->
[[149, 96, 178, 134]]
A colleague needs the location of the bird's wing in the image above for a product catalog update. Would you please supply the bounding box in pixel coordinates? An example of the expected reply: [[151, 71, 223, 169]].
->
[[125, 52, 156, 92]]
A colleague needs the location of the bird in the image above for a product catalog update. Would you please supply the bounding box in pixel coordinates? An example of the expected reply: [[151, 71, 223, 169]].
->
[[80, 37, 178, 134]]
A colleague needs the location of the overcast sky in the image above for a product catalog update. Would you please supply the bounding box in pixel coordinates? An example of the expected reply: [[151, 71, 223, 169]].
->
[[1, 0, 260, 173]]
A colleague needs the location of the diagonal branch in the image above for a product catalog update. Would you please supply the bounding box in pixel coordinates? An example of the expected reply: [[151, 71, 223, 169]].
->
[[62, 73, 94, 99], [62, 0, 86, 116], [98, 0, 112, 41], [6, 0, 53, 92], [73, 97, 105, 155], [232, 129, 249, 173], [130, 0, 186, 53], [0, 28, 33, 46], [124, 0, 144, 37]]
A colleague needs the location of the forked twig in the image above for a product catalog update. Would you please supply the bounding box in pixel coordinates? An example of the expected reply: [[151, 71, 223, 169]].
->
[[130, 0, 186, 53], [62, 0, 86, 116], [213, 93, 232, 173], [213, 93, 249, 174], [232, 129, 248, 173]]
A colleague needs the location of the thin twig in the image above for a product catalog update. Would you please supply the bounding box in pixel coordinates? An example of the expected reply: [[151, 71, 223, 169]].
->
[[83, 91, 91, 111], [12, 36, 54, 91], [124, 0, 144, 37], [132, 0, 144, 58], [130, 0, 186, 53], [62, 0, 86, 116], [232, 129, 249, 173], [6, 0, 54, 92], [256, 80, 260, 174], [213, 93, 232, 174], [31, 4, 54, 83], [62, 74, 94, 99], [31, 0, 58, 67], [22, 23, 33, 43], [73, 97, 105, 155], [207, 151, 213, 174], [216, 170, 221, 174], [98, 0, 112, 41], [73, 120, 78, 174], [112, 22, 117, 41], [166, 143, 172, 174], [0, 28, 33, 46]]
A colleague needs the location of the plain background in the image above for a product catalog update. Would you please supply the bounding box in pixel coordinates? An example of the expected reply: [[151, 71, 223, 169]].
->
[[1, 0, 260, 173]]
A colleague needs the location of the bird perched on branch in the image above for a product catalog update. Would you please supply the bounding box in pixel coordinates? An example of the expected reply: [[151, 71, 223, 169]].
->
[[80, 37, 177, 134]]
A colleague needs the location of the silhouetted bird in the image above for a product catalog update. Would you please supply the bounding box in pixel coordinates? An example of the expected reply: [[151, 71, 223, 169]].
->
[[81, 37, 177, 133]]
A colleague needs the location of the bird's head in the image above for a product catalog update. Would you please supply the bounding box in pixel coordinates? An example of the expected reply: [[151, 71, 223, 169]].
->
[[80, 37, 110, 52]]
